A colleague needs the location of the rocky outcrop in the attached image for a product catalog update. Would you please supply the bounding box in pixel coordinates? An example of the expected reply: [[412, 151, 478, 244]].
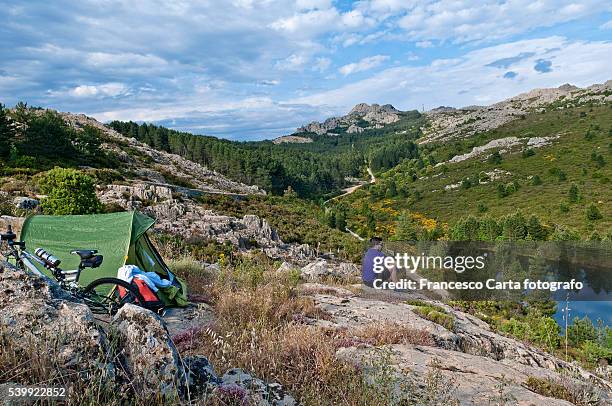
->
[[300, 259, 359, 281], [0, 262, 296, 404], [98, 183, 175, 210], [13, 196, 39, 210], [218, 368, 296, 406], [435, 134, 560, 167], [422, 80, 612, 143], [272, 135, 314, 144], [98, 182, 316, 261], [0, 263, 113, 379], [337, 345, 580, 405], [304, 287, 611, 404], [296, 103, 402, 135], [112, 304, 186, 396]]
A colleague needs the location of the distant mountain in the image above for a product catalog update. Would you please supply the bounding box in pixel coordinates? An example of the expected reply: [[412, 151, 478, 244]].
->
[[295, 103, 403, 136], [422, 81, 612, 143]]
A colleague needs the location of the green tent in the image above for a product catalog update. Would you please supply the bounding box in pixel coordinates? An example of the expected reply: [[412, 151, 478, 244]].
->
[[20, 211, 187, 306]]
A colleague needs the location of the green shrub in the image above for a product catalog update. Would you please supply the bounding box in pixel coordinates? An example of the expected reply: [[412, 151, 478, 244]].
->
[[500, 318, 528, 340], [407, 300, 455, 331], [585, 204, 603, 221], [568, 184, 579, 203], [567, 316, 597, 346], [579, 340, 612, 365], [487, 151, 502, 165], [524, 376, 602, 406], [521, 148, 535, 158], [39, 167, 102, 215], [531, 175, 542, 186]]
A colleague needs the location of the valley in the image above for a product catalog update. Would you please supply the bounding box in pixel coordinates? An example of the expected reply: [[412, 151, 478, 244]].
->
[[0, 80, 611, 405]]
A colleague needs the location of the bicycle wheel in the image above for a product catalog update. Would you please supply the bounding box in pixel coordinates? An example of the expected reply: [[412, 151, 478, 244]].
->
[[83, 277, 145, 316]]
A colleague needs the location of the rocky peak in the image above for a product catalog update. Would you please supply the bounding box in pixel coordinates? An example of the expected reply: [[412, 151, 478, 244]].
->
[[296, 103, 403, 136], [349, 103, 399, 116], [557, 83, 578, 92]]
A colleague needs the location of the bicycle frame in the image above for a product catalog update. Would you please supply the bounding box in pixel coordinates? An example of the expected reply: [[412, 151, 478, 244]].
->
[[3, 242, 82, 291]]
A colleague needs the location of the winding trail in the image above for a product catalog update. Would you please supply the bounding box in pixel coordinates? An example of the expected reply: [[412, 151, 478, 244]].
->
[[323, 167, 376, 241], [323, 167, 376, 205]]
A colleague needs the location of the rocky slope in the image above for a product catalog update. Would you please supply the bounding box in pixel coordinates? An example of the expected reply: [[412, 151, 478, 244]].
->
[[294, 103, 402, 136], [0, 262, 296, 405], [421, 80, 612, 144], [59, 111, 263, 195], [97, 182, 316, 261], [298, 283, 612, 405]]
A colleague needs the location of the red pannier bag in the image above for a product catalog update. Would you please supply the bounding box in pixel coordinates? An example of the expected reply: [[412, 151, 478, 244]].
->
[[118, 278, 164, 311]]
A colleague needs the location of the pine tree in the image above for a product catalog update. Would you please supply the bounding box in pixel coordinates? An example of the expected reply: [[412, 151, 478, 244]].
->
[[568, 184, 579, 203], [0, 104, 13, 158]]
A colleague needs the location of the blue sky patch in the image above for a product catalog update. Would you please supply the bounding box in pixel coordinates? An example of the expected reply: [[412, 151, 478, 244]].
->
[[534, 59, 553, 73]]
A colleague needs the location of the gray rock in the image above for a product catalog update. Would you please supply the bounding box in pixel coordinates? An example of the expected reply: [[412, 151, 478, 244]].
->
[[0, 262, 114, 380], [305, 285, 612, 403], [297, 103, 401, 135], [111, 304, 186, 397], [13, 196, 39, 210], [220, 368, 297, 406], [184, 355, 220, 395], [301, 259, 359, 281]]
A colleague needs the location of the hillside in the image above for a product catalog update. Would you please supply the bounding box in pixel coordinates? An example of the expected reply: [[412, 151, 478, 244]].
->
[[0, 107, 261, 196], [325, 81, 612, 239]]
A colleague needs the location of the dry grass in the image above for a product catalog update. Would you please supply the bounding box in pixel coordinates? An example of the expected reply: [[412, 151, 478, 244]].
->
[[524, 376, 604, 406], [344, 322, 436, 347], [176, 257, 449, 405], [2, 251, 459, 405]]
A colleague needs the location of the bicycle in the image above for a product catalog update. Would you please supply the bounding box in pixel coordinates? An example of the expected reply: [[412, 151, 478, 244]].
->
[[1, 225, 145, 316]]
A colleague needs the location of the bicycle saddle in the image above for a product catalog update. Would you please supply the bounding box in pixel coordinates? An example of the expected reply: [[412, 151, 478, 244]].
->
[[71, 249, 98, 260], [1, 226, 16, 241]]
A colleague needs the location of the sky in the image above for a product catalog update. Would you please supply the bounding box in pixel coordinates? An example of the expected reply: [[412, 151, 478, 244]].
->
[[1, 1, 611, 141]]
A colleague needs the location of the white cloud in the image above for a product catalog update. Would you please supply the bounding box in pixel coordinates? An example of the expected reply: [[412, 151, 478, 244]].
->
[[415, 40, 433, 48], [341, 10, 366, 28], [312, 57, 331, 72], [394, 0, 607, 43], [295, 0, 332, 10], [339, 55, 389, 75], [601, 20, 612, 30], [85, 52, 167, 69], [293, 37, 612, 111], [275, 53, 310, 71], [269, 8, 339, 36], [258, 79, 280, 86], [71, 82, 128, 98]]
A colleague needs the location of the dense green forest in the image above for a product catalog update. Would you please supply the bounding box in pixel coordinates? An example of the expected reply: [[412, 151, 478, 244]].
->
[[0, 103, 116, 173], [0, 102, 423, 198], [108, 110, 423, 197]]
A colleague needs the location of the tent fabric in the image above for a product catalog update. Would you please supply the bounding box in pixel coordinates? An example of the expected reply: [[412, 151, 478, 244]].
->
[[20, 211, 187, 307]]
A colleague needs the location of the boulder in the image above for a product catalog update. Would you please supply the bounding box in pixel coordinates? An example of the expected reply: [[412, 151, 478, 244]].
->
[[300, 259, 359, 281], [219, 368, 297, 406], [0, 262, 113, 379], [13, 196, 39, 210], [184, 355, 220, 395], [111, 304, 186, 397]]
